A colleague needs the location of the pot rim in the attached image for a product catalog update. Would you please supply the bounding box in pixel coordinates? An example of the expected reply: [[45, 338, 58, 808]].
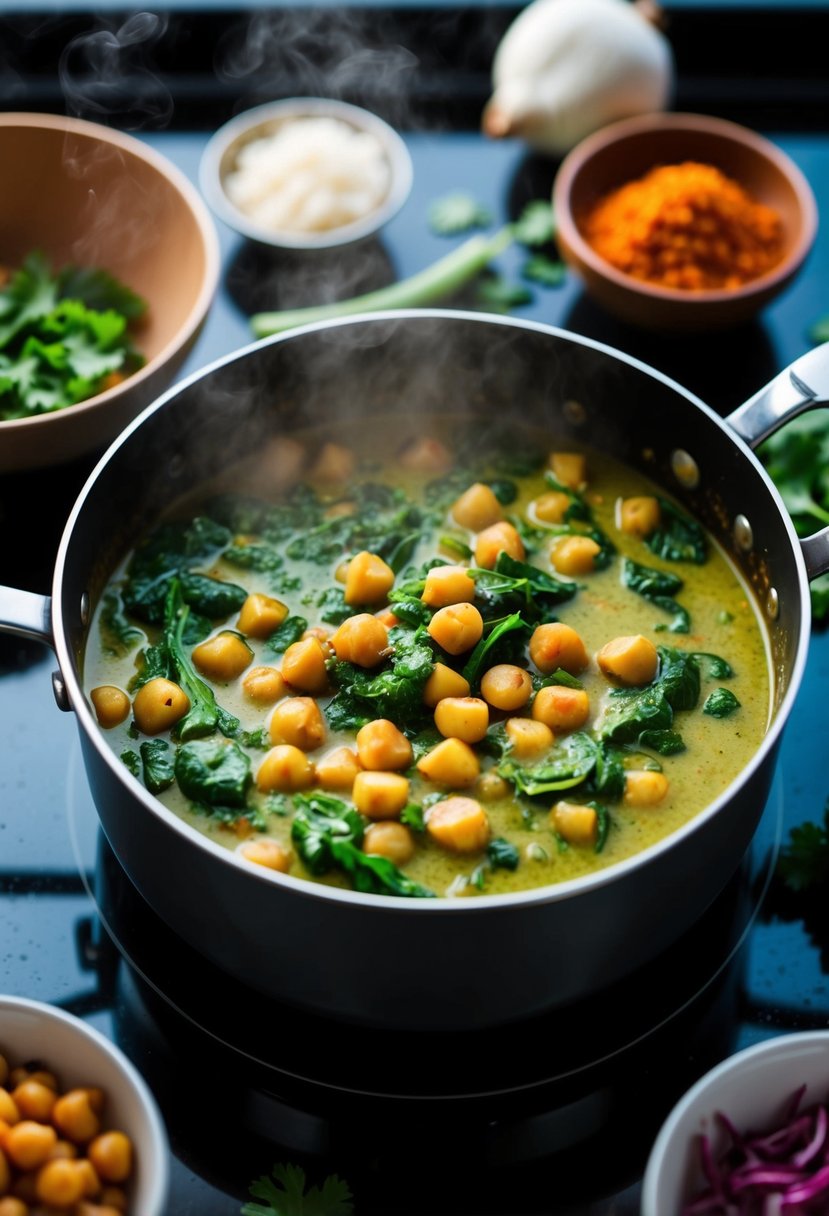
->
[[54, 309, 813, 913]]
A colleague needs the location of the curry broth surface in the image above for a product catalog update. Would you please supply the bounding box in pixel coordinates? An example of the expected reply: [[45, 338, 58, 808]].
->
[[84, 419, 771, 898]]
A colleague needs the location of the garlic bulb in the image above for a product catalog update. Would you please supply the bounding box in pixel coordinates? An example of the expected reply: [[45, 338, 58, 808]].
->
[[482, 0, 674, 156]]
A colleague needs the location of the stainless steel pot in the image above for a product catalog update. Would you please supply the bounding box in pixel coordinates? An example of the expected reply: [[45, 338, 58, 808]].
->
[[3, 311, 828, 1031]]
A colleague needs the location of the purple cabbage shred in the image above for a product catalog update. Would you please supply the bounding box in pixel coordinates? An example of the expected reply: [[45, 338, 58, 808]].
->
[[680, 1086, 829, 1216]]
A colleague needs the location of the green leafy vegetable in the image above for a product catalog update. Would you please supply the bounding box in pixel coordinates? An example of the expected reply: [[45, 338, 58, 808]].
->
[[645, 498, 708, 564], [476, 274, 533, 313], [140, 739, 175, 794], [512, 200, 557, 247], [266, 615, 308, 655], [498, 732, 598, 797], [702, 687, 741, 717], [326, 627, 434, 732], [693, 652, 734, 679], [462, 612, 527, 689], [778, 800, 829, 892], [291, 793, 434, 898], [100, 590, 143, 655], [597, 647, 700, 747], [120, 749, 140, 778], [0, 251, 146, 420], [175, 737, 252, 809], [622, 557, 690, 634], [428, 192, 492, 235], [487, 837, 520, 871], [521, 254, 566, 287], [242, 1162, 353, 1216]]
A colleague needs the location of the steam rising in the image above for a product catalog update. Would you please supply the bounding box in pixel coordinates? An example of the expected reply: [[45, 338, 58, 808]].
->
[[59, 12, 173, 129]]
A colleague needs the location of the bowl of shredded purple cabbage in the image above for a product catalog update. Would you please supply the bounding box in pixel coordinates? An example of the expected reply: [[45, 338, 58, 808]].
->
[[641, 1032, 829, 1215]]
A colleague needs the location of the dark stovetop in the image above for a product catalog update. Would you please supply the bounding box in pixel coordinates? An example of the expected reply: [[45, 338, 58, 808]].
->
[[2, 51, 829, 1216]]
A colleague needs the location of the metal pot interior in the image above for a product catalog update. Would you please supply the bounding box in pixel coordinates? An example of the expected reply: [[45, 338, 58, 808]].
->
[[58, 312, 804, 721]]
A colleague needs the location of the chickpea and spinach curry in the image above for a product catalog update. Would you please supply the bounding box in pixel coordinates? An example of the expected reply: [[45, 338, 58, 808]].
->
[[85, 420, 770, 899]]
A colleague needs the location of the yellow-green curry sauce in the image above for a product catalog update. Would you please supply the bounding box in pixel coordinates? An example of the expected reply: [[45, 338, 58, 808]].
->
[[84, 423, 771, 898]]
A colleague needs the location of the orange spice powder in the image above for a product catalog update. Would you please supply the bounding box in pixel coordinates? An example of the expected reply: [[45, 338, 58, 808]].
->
[[580, 161, 784, 291]]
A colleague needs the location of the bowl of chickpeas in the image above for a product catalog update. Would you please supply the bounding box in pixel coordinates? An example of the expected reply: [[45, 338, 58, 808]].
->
[[0, 995, 168, 1215]]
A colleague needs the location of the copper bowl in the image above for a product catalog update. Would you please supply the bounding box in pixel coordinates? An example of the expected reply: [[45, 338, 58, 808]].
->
[[552, 112, 818, 332], [0, 113, 220, 472]]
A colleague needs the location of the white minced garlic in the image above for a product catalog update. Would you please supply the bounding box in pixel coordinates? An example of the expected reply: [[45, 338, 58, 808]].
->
[[224, 116, 391, 235]]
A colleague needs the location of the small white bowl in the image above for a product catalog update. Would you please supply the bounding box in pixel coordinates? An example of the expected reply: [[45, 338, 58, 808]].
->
[[642, 1031, 829, 1216], [199, 97, 413, 250], [0, 994, 169, 1215]]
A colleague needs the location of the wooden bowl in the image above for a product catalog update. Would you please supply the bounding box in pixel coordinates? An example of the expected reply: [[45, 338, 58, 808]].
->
[[553, 112, 818, 332], [0, 113, 220, 472]]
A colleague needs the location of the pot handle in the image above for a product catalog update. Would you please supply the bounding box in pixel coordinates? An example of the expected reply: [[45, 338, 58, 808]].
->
[[0, 585, 54, 647], [727, 343, 829, 581]]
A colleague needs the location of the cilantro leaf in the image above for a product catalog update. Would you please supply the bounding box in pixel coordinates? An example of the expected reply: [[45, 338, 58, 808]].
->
[[428, 192, 492, 235], [778, 801, 829, 892], [512, 200, 557, 247], [242, 1162, 354, 1216], [521, 254, 566, 287]]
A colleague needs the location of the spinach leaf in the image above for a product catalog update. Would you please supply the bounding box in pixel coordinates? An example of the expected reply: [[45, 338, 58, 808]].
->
[[291, 792, 435, 898], [702, 688, 741, 717], [266, 615, 308, 655], [326, 627, 434, 731], [488, 478, 518, 505], [120, 749, 140, 777], [638, 729, 686, 755], [139, 739, 175, 793], [174, 738, 252, 808], [137, 580, 240, 741], [622, 558, 690, 634], [468, 552, 577, 625], [533, 668, 583, 692], [388, 595, 432, 627], [693, 652, 734, 679], [315, 588, 352, 626], [597, 647, 699, 747], [645, 498, 708, 564], [592, 744, 626, 801], [100, 590, 143, 654], [178, 571, 247, 619], [658, 647, 701, 711], [487, 837, 520, 871], [122, 516, 243, 624], [498, 732, 598, 797], [462, 612, 527, 688]]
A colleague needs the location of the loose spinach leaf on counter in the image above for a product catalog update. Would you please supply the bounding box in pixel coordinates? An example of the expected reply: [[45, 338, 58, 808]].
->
[[645, 498, 708, 564], [174, 738, 252, 808], [622, 557, 690, 634], [242, 1162, 354, 1216], [291, 793, 435, 898]]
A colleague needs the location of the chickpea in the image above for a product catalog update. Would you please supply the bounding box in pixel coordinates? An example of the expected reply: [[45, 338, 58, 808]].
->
[[12, 1080, 56, 1123], [191, 632, 253, 682], [0, 1197, 28, 1216], [476, 771, 511, 801], [48, 1139, 78, 1160], [281, 637, 329, 694], [529, 622, 589, 676], [238, 839, 292, 873], [531, 490, 571, 524], [316, 746, 362, 792], [532, 686, 590, 733], [480, 664, 532, 711], [256, 435, 306, 492], [434, 697, 489, 744], [132, 678, 190, 735], [35, 1157, 87, 1206], [310, 442, 354, 484], [75, 1204, 124, 1216], [352, 771, 410, 820], [504, 717, 554, 758], [85, 1132, 132, 1186], [416, 738, 480, 788], [100, 1187, 128, 1211], [27, 1073, 58, 1093], [427, 603, 483, 655], [363, 821, 416, 866], [618, 495, 661, 538], [330, 615, 389, 667], [356, 720, 413, 771], [5, 1120, 57, 1169], [451, 482, 503, 531], [624, 770, 670, 806], [550, 801, 598, 846], [269, 697, 326, 751], [0, 1090, 20, 1125], [374, 609, 399, 629], [344, 551, 395, 606], [398, 436, 452, 474], [422, 663, 470, 708], [52, 1091, 99, 1145], [426, 796, 490, 853], [89, 686, 130, 730], [474, 521, 525, 569], [421, 565, 475, 608], [242, 666, 287, 705], [236, 592, 288, 639], [550, 535, 601, 576], [256, 745, 315, 793], [548, 451, 587, 489], [75, 1156, 102, 1196], [597, 635, 659, 686]]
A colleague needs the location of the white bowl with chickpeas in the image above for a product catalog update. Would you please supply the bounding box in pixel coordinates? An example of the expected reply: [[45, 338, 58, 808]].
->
[[0, 995, 168, 1215]]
